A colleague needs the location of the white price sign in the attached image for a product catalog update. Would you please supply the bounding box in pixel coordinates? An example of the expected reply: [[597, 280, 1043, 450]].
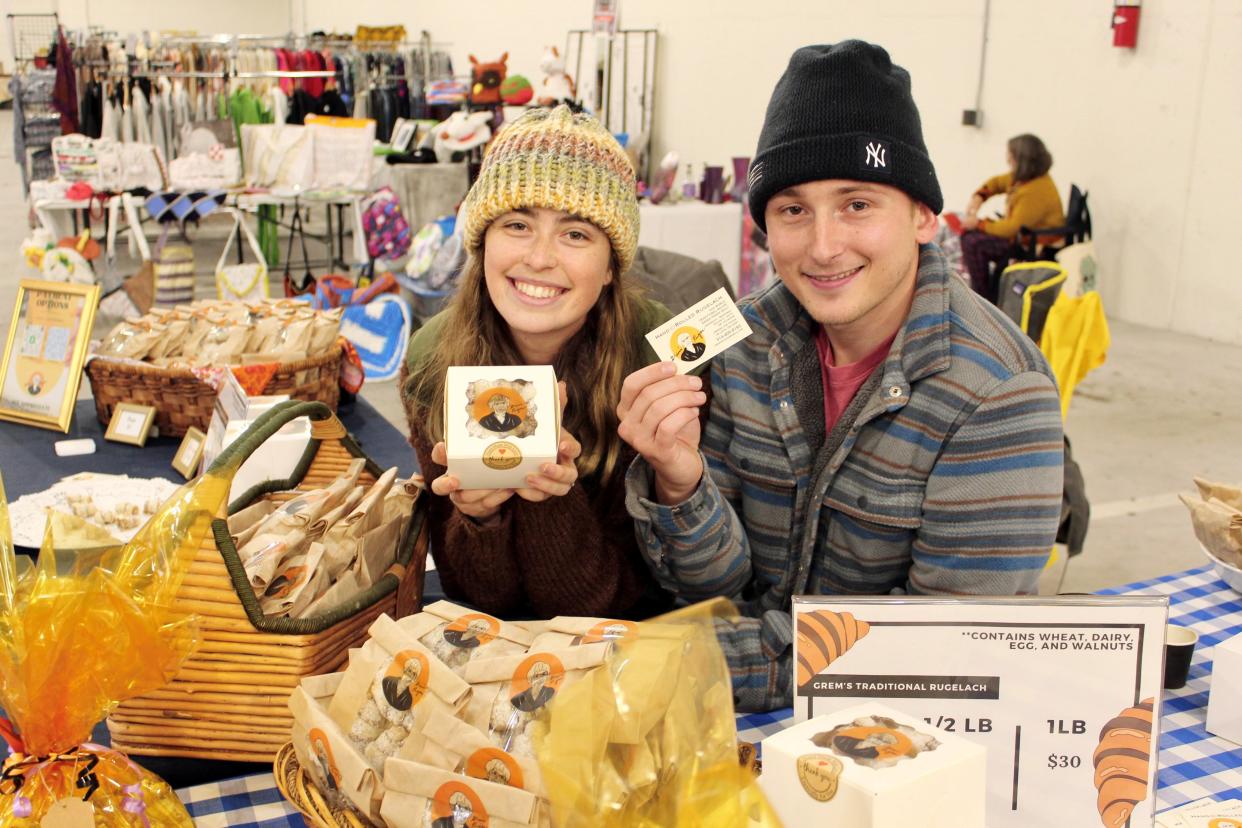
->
[[793, 595, 1168, 828]]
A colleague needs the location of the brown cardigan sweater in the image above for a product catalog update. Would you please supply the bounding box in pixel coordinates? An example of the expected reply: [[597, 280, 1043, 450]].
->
[[401, 300, 677, 621]]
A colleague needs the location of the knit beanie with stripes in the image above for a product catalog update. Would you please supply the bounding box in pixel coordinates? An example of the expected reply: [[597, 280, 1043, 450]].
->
[[462, 105, 639, 274]]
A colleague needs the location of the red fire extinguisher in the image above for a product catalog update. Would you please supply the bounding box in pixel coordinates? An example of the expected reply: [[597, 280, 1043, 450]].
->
[[1113, 0, 1141, 48]]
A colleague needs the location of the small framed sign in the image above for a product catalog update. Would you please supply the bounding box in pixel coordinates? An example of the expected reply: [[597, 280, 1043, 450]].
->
[[390, 118, 417, 153], [104, 402, 156, 446], [172, 426, 207, 479], [0, 279, 100, 432]]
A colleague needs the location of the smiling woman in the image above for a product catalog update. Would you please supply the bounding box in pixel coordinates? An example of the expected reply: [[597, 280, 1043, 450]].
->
[[400, 105, 677, 621]]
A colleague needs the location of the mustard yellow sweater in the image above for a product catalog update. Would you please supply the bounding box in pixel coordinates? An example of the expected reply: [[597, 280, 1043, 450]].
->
[[975, 172, 1065, 241]]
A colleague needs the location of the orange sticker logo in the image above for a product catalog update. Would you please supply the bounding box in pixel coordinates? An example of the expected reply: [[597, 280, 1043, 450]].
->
[[430, 780, 489, 828], [1208, 820, 1242, 828], [382, 650, 430, 712], [833, 725, 914, 761], [508, 652, 566, 713], [472, 388, 528, 431], [576, 620, 639, 645], [465, 747, 524, 789], [444, 614, 500, 650], [264, 565, 307, 600], [308, 728, 341, 792]]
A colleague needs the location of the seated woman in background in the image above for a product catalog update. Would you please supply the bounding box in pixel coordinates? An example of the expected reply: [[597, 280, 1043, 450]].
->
[[401, 106, 677, 621], [959, 133, 1065, 302]]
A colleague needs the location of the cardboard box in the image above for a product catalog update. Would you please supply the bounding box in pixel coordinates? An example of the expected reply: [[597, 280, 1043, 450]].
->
[[445, 365, 559, 490], [1207, 631, 1242, 745], [759, 702, 986, 828]]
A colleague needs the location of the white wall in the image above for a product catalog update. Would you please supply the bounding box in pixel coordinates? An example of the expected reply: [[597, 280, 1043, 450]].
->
[[297, 0, 1241, 345], [0, 0, 288, 71], [8, 0, 1240, 343]]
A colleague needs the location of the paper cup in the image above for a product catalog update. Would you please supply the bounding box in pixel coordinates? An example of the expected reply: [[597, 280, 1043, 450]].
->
[[1164, 624, 1199, 690]]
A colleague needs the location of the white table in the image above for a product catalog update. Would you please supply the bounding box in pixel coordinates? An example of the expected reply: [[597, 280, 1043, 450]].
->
[[639, 201, 742, 293]]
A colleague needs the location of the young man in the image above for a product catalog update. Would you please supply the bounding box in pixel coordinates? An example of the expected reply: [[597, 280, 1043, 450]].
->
[[617, 41, 1064, 712]]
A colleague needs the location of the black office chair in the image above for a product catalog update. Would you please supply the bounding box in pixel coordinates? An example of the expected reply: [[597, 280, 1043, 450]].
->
[[1014, 184, 1091, 261]]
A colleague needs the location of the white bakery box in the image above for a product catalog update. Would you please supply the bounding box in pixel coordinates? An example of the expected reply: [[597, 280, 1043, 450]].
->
[[759, 702, 986, 828], [1207, 631, 1242, 745], [224, 395, 311, 500], [444, 365, 559, 490]]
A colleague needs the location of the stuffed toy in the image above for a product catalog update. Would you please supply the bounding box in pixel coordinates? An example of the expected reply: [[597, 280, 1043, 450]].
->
[[40, 230, 101, 283], [21, 228, 55, 272], [538, 46, 576, 106], [500, 75, 534, 106], [429, 111, 495, 163], [470, 53, 509, 106]]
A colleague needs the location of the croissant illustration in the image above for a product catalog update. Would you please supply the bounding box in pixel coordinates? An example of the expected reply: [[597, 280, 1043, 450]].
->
[[796, 610, 871, 688], [1093, 698, 1154, 827]]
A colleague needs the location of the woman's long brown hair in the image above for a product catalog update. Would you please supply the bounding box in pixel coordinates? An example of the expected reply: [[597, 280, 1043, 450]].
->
[[404, 238, 644, 482]]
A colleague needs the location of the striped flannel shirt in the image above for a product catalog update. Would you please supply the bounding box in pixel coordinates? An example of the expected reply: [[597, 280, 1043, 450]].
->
[[625, 244, 1065, 712]]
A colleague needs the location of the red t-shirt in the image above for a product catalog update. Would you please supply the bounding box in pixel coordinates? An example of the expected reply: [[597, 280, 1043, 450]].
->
[[814, 326, 896, 432]]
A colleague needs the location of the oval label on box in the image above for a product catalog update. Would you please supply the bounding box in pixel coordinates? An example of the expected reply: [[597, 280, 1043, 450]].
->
[[796, 753, 843, 802], [483, 441, 522, 470]]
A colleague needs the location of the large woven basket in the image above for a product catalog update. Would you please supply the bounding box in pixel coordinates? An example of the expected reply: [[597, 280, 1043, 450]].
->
[[106, 401, 427, 763], [85, 344, 342, 438]]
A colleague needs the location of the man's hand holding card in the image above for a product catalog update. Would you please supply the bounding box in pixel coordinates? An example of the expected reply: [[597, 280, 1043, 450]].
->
[[619, 289, 752, 505]]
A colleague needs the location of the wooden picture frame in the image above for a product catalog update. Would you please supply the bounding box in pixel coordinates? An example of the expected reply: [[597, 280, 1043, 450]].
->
[[172, 426, 207, 479], [105, 402, 156, 447], [0, 279, 99, 432]]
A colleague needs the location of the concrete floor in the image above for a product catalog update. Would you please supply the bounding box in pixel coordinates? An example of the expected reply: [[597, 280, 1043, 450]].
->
[[1, 110, 1238, 594]]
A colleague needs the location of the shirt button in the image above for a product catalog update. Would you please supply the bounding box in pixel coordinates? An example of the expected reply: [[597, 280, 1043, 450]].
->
[[779, 400, 790, 410], [888, 386, 902, 398]]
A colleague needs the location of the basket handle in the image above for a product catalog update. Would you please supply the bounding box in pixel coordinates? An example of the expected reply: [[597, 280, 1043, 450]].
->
[[208, 399, 338, 474]]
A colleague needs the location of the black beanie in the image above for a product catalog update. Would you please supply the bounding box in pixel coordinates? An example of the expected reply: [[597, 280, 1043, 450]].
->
[[748, 40, 943, 231]]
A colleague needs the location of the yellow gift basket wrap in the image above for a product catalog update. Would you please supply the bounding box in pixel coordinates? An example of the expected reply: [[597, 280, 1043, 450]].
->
[[0, 459, 227, 825]]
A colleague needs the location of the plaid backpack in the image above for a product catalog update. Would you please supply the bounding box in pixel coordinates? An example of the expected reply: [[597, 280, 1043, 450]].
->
[[359, 187, 412, 261]]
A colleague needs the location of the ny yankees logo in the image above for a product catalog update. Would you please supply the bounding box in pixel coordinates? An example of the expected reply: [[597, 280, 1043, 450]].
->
[[864, 142, 887, 169]]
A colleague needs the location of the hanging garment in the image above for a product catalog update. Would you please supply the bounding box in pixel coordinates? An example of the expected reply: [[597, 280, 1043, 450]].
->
[[51, 29, 80, 134], [133, 85, 153, 145], [1039, 291, 1111, 420], [80, 81, 104, 139], [100, 95, 120, 142], [150, 88, 170, 167], [120, 101, 135, 143], [267, 86, 288, 126]]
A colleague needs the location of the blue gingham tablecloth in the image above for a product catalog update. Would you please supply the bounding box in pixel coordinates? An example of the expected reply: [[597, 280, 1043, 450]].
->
[[176, 565, 1242, 825], [735, 564, 1242, 813]]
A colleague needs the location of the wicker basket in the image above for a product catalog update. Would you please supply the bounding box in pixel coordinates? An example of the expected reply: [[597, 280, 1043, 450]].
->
[[85, 344, 342, 438], [274, 742, 372, 828], [107, 400, 427, 763]]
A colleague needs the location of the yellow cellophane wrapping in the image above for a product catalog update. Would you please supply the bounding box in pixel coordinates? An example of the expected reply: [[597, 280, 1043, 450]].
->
[[535, 598, 781, 828], [0, 463, 237, 826]]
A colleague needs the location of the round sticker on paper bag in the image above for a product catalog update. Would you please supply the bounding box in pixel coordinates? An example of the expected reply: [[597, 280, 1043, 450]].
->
[[308, 728, 342, 792], [465, 747, 525, 789], [576, 620, 639, 645], [381, 650, 430, 712], [430, 781, 488, 828], [443, 613, 500, 649], [508, 653, 566, 713]]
